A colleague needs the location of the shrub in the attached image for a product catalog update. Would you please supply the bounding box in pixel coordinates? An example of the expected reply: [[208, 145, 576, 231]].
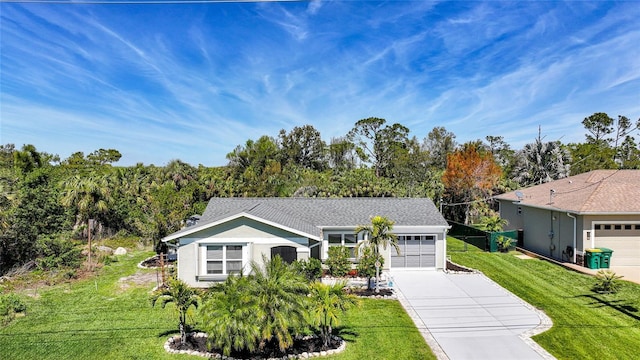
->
[[35, 235, 82, 270], [0, 293, 27, 325], [592, 270, 623, 294], [325, 246, 351, 277], [0, 293, 27, 314], [496, 236, 514, 252], [356, 245, 384, 281], [292, 258, 322, 281]]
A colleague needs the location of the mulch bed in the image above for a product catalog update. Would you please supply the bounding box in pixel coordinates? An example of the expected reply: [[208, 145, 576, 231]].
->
[[345, 287, 394, 297], [139, 255, 176, 268], [446, 260, 475, 273], [171, 333, 341, 359]]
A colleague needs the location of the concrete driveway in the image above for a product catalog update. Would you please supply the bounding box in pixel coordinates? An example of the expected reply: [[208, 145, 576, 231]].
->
[[609, 266, 640, 284], [389, 270, 555, 360]]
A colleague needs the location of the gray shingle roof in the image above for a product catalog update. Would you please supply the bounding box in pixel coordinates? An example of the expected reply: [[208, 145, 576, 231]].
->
[[164, 197, 447, 241]]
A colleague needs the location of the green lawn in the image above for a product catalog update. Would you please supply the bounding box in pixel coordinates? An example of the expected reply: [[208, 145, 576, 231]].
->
[[0, 251, 434, 360], [448, 236, 640, 360], [331, 299, 435, 360]]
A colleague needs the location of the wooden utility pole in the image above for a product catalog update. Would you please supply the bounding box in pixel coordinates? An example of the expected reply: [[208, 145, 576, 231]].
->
[[160, 253, 166, 286], [88, 219, 92, 270]]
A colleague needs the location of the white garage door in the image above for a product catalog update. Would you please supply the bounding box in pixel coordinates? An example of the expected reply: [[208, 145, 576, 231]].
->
[[594, 224, 640, 266], [391, 235, 436, 268]]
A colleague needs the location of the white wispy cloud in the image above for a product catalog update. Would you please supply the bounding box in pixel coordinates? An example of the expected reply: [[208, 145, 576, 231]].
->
[[1, 1, 638, 166]]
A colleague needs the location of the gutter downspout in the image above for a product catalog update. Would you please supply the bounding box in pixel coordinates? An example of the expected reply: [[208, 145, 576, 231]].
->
[[567, 213, 577, 263], [443, 229, 448, 271]]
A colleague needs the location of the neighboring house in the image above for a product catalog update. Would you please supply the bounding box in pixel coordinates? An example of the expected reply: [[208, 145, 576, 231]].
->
[[495, 170, 640, 267], [162, 197, 450, 287]]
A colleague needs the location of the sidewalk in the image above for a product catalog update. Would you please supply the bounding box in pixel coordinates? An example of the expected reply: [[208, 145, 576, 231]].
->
[[516, 248, 640, 284], [390, 270, 555, 360]]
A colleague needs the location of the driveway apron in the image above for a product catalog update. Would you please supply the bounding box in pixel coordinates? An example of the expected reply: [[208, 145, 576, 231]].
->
[[390, 271, 554, 360]]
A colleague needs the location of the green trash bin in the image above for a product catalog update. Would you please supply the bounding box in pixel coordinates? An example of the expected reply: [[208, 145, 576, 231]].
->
[[598, 248, 613, 269], [585, 248, 602, 269]]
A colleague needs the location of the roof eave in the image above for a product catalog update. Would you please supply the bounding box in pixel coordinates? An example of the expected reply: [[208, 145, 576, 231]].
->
[[161, 212, 321, 243], [576, 211, 640, 216], [498, 199, 640, 215]]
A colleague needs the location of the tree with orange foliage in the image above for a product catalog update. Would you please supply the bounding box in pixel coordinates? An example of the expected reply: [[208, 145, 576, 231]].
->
[[442, 143, 502, 224]]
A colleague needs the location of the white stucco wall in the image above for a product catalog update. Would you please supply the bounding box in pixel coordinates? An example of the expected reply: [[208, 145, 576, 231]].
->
[[176, 217, 313, 287], [319, 226, 448, 271]]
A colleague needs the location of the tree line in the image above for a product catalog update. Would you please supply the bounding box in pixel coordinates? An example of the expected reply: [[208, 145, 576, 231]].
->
[[0, 112, 638, 274]]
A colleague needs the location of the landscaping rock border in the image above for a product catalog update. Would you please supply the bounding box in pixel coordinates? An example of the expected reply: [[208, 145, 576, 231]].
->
[[164, 333, 346, 359], [322, 275, 397, 299], [445, 260, 478, 274]]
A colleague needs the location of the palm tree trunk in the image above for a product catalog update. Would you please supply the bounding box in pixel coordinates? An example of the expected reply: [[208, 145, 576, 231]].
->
[[180, 322, 186, 345]]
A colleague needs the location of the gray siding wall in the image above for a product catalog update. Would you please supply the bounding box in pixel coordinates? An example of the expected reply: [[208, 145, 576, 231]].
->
[[502, 199, 640, 264], [500, 202, 575, 260], [499, 200, 524, 231]]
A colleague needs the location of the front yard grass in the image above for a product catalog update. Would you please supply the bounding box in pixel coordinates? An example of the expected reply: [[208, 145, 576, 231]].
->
[[0, 251, 434, 360], [332, 299, 435, 360], [448, 236, 640, 360]]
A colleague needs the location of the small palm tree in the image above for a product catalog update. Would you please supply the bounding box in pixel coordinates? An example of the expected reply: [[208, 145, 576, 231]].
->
[[478, 215, 508, 232], [308, 282, 359, 349], [250, 255, 309, 352], [151, 277, 201, 345], [592, 270, 624, 294], [201, 275, 261, 356], [355, 215, 400, 257], [355, 216, 398, 293]]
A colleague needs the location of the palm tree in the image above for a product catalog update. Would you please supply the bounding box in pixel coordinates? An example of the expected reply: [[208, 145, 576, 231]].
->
[[200, 275, 261, 356], [200, 255, 309, 356], [60, 174, 113, 268], [355, 216, 399, 292], [355, 215, 400, 257], [307, 282, 359, 349], [60, 174, 113, 229], [151, 277, 201, 346], [163, 159, 197, 190], [512, 130, 570, 186], [250, 255, 309, 352], [477, 214, 508, 232]]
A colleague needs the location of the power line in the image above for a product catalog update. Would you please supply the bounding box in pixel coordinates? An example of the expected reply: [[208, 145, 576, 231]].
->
[[441, 196, 495, 207], [553, 169, 620, 196]]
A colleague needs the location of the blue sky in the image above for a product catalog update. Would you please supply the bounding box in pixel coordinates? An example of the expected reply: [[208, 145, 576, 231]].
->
[[1, 0, 639, 166]]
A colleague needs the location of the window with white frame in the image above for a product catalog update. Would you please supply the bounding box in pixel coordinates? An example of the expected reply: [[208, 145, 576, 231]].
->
[[205, 245, 244, 275], [327, 233, 358, 258]]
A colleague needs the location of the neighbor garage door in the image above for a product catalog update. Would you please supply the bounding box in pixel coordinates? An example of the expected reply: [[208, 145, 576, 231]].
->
[[391, 235, 436, 268], [594, 224, 640, 266]]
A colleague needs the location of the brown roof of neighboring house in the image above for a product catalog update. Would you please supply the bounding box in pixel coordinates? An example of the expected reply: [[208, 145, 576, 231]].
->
[[494, 170, 640, 214]]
